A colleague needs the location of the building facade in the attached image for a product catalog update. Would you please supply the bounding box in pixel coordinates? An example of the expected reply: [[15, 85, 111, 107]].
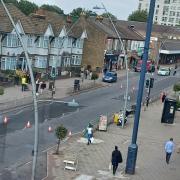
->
[[139, 0, 180, 26]]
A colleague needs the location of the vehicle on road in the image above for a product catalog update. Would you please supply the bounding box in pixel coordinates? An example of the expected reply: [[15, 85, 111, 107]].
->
[[157, 67, 170, 76], [134, 60, 155, 72], [102, 71, 117, 83]]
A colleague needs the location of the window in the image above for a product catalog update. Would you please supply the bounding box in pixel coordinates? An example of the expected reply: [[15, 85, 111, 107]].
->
[[71, 55, 81, 65], [170, 11, 176, 16], [34, 56, 47, 68], [162, 17, 168, 21], [177, 12, 180, 17], [68, 37, 72, 47], [27, 35, 33, 47], [36, 36, 49, 48], [157, 5, 160, 8], [1, 57, 16, 70], [155, 9, 159, 15], [176, 18, 180, 24], [44, 36, 49, 48], [170, 6, 176, 10], [169, 18, 175, 23], [62, 57, 70, 67], [164, 0, 170, 4], [2, 34, 20, 47], [163, 6, 169, 15]]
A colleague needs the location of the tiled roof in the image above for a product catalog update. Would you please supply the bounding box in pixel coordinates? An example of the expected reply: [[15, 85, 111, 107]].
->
[[0, 3, 35, 34], [117, 20, 180, 38]]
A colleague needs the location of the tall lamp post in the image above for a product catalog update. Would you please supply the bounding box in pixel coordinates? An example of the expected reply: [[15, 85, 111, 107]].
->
[[125, 0, 156, 174], [0, 1, 39, 180], [93, 3, 129, 128]]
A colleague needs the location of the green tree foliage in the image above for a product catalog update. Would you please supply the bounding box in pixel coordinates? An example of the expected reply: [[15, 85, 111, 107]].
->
[[0, 87, 4, 95], [101, 12, 117, 20], [173, 83, 180, 92], [70, 7, 97, 18], [128, 10, 148, 22], [40, 4, 64, 15], [55, 125, 68, 154], [18, 0, 38, 15]]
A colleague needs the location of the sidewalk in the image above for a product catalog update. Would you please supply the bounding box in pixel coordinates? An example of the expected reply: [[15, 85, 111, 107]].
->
[[0, 70, 127, 111], [45, 99, 180, 180]]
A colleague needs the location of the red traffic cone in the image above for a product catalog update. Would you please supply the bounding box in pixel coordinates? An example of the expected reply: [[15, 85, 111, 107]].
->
[[26, 121, 31, 128], [3, 116, 8, 124], [68, 131, 72, 137], [48, 126, 52, 132]]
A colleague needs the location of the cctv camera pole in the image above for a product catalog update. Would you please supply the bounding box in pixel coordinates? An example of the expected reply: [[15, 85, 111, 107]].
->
[[1, 1, 39, 180], [125, 0, 156, 174]]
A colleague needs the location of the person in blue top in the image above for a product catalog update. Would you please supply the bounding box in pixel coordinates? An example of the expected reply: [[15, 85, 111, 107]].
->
[[165, 138, 175, 164]]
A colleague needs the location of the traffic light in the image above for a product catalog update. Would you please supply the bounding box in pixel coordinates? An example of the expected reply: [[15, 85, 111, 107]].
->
[[145, 79, 150, 88], [150, 78, 154, 88]]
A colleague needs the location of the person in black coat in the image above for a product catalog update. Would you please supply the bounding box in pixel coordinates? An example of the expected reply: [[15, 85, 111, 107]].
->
[[111, 146, 123, 175]]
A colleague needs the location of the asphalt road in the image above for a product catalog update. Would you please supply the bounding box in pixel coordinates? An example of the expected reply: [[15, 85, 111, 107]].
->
[[0, 69, 179, 179]]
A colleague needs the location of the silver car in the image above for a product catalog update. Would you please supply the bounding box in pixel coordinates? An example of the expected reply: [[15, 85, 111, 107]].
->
[[157, 67, 170, 76]]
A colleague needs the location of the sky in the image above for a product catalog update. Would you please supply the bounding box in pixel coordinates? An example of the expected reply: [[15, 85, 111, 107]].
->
[[28, 0, 139, 20]]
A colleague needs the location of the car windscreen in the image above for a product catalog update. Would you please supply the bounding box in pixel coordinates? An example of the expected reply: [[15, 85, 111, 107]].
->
[[106, 72, 116, 76]]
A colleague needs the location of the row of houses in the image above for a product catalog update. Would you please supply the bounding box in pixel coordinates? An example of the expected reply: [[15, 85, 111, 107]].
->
[[0, 3, 180, 77]]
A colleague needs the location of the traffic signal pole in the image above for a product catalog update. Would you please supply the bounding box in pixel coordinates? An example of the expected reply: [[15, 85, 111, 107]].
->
[[125, 0, 156, 174]]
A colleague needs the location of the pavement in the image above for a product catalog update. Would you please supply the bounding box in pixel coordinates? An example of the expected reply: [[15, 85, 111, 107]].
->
[[44, 97, 180, 180], [0, 70, 127, 111]]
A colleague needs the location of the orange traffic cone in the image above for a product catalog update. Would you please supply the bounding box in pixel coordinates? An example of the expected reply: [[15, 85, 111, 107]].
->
[[26, 121, 31, 128], [68, 131, 72, 137], [48, 126, 52, 132], [3, 116, 8, 124]]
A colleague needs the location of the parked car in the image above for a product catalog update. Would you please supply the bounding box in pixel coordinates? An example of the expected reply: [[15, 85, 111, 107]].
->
[[157, 67, 170, 76], [102, 71, 117, 83]]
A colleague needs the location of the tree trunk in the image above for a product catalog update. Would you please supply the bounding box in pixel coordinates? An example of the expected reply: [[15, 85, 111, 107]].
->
[[56, 139, 60, 154]]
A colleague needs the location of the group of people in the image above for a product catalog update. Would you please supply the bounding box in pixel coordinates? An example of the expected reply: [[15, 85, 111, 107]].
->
[[81, 69, 93, 82], [35, 78, 46, 95]]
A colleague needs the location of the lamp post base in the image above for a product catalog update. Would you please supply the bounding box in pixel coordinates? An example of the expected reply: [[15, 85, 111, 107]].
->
[[125, 144, 138, 174]]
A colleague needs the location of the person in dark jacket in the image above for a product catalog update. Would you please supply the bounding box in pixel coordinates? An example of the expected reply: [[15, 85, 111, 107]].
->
[[111, 146, 123, 175]]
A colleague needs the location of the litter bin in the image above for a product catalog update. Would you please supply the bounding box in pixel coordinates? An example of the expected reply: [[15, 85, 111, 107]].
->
[[74, 79, 80, 91], [161, 98, 176, 124]]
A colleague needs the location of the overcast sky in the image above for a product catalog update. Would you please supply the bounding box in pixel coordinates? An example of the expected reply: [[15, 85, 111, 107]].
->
[[28, 0, 139, 20]]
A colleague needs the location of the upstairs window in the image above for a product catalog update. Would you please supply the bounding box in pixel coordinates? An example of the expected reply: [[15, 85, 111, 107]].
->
[[2, 34, 20, 47]]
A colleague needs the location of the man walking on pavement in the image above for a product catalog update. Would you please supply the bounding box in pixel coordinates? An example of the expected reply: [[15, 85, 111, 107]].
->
[[111, 146, 122, 175], [165, 138, 175, 164]]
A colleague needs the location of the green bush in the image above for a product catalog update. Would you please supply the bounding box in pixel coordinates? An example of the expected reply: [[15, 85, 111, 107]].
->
[[0, 87, 4, 95], [91, 72, 99, 80], [176, 100, 180, 109], [173, 84, 180, 92]]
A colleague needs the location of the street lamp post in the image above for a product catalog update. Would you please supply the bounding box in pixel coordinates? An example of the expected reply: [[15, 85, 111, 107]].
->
[[0, 1, 39, 179], [93, 3, 129, 128], [125, 0, 156, 174]]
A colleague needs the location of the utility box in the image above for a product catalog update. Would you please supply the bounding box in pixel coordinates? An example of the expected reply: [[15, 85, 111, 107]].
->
[[161, 98, 176, 124]]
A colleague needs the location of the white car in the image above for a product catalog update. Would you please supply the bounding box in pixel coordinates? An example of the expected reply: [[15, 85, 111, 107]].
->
[[157, 67, 170, 76]]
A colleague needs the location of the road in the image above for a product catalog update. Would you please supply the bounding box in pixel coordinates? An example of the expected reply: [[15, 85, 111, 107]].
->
[[0, 70, 179, 179]]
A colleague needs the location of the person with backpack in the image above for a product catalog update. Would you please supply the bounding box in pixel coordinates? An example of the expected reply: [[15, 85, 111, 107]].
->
[[111, 146, 123, 175]]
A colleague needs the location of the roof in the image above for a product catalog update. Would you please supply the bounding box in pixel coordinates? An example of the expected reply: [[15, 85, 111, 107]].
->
[[0, 3, 35, 34], [161, 40, 180, 51]]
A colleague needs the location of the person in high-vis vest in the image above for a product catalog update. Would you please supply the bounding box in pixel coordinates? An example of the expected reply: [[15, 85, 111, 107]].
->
[[21, 76, 26, 91]]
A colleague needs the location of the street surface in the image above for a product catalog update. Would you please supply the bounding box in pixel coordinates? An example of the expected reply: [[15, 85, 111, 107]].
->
[[0, 69, 179, 179]]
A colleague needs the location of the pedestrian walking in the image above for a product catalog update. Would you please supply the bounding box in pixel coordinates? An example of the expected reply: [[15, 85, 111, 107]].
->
[[21, 76, 27, 92], [111, 146, 122, 175], [165, 138, 175, 164], [87, 124, 93, 145], [35, 78, 40, 95], [161, 92, 166, 103]]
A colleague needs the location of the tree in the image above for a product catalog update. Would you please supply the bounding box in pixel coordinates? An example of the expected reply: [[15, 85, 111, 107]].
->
[[128, 10, 148, 22], [101, 12, 117, 20], [18, 0, 38, 15], [55, 125, 68, 154], [70, 7, 97, 18], [40, 4, 64, 15]]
